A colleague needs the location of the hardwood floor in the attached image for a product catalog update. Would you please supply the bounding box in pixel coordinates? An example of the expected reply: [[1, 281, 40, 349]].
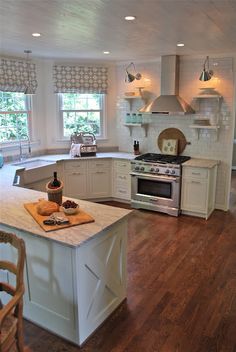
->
[[23, 174, 236, 352]]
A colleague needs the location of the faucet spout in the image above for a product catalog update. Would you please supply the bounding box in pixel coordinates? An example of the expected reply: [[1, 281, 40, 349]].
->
[[19, 134, 31, 160]]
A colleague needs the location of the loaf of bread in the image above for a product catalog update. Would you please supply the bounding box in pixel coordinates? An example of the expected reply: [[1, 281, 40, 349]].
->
[[36, 199, 59, 216]]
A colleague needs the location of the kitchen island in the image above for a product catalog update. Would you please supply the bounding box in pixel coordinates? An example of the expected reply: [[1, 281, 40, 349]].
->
[[0, 162, 131, 346]]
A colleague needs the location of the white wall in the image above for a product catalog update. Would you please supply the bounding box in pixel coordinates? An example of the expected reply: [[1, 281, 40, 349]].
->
[[116, 56, 235, 211]]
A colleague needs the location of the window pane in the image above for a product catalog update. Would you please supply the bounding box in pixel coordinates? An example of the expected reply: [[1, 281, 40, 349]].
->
[[0, 92, 26, 111], [60, 93, 104, 138], [0, 92, 30, 143]]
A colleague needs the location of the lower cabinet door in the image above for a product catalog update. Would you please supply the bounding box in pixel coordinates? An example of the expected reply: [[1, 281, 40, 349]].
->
[[88, 169, 111, 198], [64, 171, 87, 199], [181, 178, 208, 212]]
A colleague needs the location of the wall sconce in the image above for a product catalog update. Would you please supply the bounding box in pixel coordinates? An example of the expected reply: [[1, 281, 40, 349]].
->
[[199, 56, 214, 81], [125, 62, 142, 83], [24, 50, 35, 95]]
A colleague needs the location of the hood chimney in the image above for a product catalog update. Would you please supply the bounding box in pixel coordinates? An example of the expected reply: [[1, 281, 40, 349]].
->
[[140, 55, 194, 115]]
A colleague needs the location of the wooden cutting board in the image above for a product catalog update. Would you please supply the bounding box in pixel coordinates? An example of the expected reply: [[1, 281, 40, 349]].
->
[[157, 128, 188, 154], [24, 202, 94, 232]]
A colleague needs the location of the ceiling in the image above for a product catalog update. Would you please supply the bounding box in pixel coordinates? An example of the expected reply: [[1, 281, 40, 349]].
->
[[1, 0, 236, 62]]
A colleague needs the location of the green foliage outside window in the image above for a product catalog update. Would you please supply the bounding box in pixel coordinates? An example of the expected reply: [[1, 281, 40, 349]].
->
[[0, 92, 30, 142], [60, 93, 103, 137]]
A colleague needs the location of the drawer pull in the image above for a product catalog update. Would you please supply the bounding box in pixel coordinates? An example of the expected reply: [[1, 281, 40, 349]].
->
[[118, 175, 126, 180], [191, 180, 201, 184], [72, 172, 81, 175], [119, 190, 126, 194], [96, 171, 105, 174], [192, 172, 201, 175]]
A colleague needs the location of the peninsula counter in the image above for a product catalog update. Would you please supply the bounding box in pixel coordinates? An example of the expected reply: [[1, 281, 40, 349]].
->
[[0, 162, 131, 345]]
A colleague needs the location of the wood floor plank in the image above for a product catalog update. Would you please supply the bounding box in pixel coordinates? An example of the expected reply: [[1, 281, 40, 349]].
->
[[22, 172, 236, 352]]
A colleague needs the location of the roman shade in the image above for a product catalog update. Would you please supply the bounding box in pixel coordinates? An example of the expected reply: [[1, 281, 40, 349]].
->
[[53, 65, 108, 94], [0, 57, 38, 93]]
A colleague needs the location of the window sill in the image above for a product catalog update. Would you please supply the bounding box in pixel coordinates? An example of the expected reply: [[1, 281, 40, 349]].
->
[[55, 137, 108, 143]]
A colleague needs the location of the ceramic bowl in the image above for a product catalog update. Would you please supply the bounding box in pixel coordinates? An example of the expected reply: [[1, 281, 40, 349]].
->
[[62, 205, 79, 215]]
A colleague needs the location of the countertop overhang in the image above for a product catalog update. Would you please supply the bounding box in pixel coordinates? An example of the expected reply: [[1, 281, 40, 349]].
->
[[0, 152, 134, 247]]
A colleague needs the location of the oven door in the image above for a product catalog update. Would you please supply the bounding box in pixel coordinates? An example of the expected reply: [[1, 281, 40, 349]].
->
[[131, 172, 180, 210]]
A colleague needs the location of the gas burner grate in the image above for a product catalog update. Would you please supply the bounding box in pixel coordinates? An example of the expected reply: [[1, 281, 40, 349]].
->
[[134, 153, 191, 165]]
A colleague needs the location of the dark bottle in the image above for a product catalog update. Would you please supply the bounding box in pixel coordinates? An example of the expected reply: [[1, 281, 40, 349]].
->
[[135, 141, 140, 155], [51, 171, 61, 188]]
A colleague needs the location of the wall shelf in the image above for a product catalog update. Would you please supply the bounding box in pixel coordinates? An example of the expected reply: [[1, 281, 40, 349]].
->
[[189, 125, 220, 140], [193, 95, 222, 100], [124, 123, 149, 137], [124, 96, 144, 111]]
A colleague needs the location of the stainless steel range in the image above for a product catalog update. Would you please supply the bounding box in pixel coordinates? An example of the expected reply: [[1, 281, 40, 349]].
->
[[130, 153, 191, 216]]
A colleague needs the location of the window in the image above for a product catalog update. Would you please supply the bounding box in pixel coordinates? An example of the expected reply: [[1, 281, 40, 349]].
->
[[0, 91, 31, 143], [59, 93, 105, 139]]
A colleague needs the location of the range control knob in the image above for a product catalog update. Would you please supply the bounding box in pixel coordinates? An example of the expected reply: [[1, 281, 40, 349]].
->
[[140, 167, 145, 171], [165, 169, 170, 174], [135, 166, 140, 171], [155, 168, 159, 173], [171, 170, 175, 175], [150, 167, 155, 172]]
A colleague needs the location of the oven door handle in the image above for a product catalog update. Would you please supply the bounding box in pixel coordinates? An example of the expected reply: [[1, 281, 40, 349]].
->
[[130, 172, 179, 182]]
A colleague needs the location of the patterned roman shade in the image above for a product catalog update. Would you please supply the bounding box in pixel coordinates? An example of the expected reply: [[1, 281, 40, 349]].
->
[[0, 57, 38, 93], [53, 65, 108, 94]]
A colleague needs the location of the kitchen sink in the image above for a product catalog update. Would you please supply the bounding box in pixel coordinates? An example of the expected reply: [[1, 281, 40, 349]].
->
[[12, 159, 56, 169]]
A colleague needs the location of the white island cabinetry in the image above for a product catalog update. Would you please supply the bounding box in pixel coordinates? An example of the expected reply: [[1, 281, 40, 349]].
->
[[0, 175, 130, 347], [181, 159, 218, 219]]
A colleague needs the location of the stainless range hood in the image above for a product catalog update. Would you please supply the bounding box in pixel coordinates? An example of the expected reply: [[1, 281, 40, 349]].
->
[[140, 55, 194, 115]]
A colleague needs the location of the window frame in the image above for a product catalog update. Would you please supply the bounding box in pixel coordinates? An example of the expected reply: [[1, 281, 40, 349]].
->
[[0, 92, 32, 145], [57, 93, 106, 140]]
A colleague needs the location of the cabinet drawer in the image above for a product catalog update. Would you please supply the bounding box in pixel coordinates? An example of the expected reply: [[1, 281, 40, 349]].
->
[[115, 173, 130, 183], [88, 159, 110, 169], [113, 186, 130, 200], [64, 160, 87, 171], [183, 167, 208, 179], [113, 160, 131, 173]]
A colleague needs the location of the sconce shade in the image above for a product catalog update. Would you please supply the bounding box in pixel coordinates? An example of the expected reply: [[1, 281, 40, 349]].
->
[[199, 69, 212, 82], [125, 62, 142, 83], [125, 71, 136, 83], [199, 56, 213, 81]]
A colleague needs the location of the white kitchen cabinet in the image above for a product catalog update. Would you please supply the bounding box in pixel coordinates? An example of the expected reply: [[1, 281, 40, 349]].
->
[[64, 160, 88, 199], [87, 159, 111, 199], [62, 158, 131, 202], [181, 163, 217, 219], [112, 159, 131, 201]]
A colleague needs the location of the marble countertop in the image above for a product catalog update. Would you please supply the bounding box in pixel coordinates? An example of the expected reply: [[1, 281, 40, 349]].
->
[[0, 152, 133, 248], [183, 158, 219, 168], [20, 152, 135, 163]]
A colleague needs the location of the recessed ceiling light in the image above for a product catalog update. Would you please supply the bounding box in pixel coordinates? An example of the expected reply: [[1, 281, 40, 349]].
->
[[177, 43, 184, 47], [125, 16, 136, 21], [32, 33, 41, 37], [103, 51, 110, 55]]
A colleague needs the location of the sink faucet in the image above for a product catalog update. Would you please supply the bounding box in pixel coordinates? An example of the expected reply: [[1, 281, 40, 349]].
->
[[19, 134, 31, 161]]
